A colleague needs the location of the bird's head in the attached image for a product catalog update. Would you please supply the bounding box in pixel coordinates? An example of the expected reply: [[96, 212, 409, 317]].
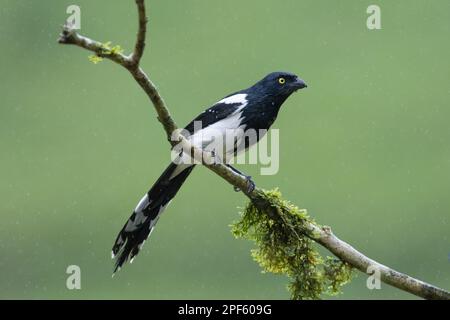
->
[[253, 71, 307, 99]]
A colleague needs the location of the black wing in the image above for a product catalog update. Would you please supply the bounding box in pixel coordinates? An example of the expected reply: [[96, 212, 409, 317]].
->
[[183, 95, 245, 136]]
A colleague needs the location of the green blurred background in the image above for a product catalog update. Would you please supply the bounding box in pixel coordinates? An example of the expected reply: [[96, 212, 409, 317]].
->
[[0, 0, 449, 299]]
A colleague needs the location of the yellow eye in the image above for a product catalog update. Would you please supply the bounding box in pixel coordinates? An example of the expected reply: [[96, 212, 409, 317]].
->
[[278, 77, 286, 84]]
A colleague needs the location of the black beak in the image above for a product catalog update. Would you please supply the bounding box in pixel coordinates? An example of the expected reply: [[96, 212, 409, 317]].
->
[[293, 77, 307, 90]]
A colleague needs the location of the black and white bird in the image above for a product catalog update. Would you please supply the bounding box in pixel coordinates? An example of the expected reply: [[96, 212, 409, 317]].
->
[[111, 71, 307, 273]]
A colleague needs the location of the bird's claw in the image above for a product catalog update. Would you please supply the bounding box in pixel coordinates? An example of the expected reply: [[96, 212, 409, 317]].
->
[[210, 150, 222, 165], [234, 175, 255, 193]]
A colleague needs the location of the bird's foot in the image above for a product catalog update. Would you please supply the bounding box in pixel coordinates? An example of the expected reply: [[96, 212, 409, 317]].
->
[[234, 175, 255, 193], [209, 150, 222, 165]]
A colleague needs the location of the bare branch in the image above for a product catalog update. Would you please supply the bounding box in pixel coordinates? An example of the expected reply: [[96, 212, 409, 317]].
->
[[131, 0, 148, 67], [311, 225, 449, 300], [58, 0, 450, 300]]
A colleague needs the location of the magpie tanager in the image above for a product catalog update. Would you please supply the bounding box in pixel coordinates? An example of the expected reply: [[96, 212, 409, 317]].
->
[[111, 71, 307, 273]]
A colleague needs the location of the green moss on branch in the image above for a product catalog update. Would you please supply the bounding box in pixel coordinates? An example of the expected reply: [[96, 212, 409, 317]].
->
[[231, 188, 353, 299]]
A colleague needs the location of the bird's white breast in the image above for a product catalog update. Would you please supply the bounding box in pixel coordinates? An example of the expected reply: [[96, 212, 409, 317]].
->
[[189, 94, 248, 161]]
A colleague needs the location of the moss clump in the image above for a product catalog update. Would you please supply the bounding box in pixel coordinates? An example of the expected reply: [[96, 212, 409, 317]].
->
[[231, 188, 353, 299], [88, 41, 124, 64], [88, 55, 103, 64]]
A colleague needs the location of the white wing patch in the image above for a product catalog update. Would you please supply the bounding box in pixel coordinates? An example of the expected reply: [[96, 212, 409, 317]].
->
[[217, 93, 248, 105], [171, 93, 249, 171]]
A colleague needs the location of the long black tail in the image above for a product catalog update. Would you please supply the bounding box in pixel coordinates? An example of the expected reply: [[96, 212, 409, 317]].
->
[[112, 162, 195, 273]]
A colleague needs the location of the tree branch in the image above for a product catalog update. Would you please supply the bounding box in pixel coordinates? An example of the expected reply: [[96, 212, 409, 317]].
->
[[58, 0, 450, 300], [311, 225, 449, 300], [58, 17, 177, 143], [131, 0, 147, 67]]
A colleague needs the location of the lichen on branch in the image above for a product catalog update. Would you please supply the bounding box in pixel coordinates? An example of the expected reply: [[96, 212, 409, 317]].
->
[[231, 189, 353, 299]]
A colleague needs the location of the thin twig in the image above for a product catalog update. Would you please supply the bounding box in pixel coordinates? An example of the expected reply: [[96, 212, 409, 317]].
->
[[131, 0, 147, 67], [58, 0, 450, 300]]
